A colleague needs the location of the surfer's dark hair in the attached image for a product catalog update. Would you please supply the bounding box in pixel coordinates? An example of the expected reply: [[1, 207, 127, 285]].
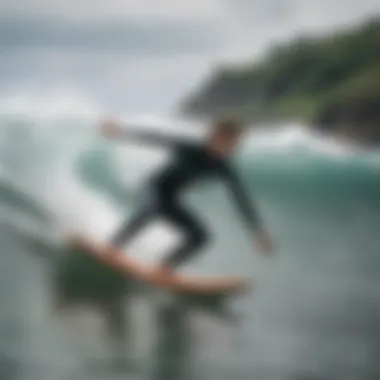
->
[[211, 116, 246, 138]]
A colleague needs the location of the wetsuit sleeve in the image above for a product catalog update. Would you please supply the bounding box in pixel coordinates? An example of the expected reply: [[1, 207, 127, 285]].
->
[[221, 164, 262, 230], [122, 128, 200, 150]]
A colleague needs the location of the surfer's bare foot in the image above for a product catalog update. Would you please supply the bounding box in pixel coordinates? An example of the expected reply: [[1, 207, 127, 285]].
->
[[105, 242, 122, 257]]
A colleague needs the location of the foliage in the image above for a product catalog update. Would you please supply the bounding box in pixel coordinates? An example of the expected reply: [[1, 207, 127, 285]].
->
[[179, 17, 380, 136]]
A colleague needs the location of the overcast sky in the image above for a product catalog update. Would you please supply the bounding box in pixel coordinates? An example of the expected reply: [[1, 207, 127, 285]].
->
[[0, 0, 379, 116]]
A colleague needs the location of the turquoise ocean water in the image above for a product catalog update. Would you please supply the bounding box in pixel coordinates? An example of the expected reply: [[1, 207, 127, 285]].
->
[[1, 115, 380, 380]]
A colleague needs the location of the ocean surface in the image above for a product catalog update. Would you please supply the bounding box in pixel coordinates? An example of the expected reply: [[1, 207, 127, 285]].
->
[[1, 113, 380, 380]]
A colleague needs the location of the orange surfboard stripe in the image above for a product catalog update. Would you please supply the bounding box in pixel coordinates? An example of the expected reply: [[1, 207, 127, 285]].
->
[[68, 235, 250, 295]]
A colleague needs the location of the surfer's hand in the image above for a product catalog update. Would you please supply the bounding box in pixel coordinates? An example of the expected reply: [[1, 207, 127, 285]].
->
[[100, 119, 124, 139], [253, 228, 275, 257]]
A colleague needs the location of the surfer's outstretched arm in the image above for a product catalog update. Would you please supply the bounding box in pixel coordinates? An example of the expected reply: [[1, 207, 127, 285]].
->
[[100, 119, 199, 149], [221, 164, 261, 229], [221, 164, 274, 255]]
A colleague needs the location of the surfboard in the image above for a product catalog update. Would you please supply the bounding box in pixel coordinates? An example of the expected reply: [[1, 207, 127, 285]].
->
[[67, 234, 250, 296]]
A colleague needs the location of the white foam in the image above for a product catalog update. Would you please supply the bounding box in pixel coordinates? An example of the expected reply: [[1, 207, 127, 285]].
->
[[243, 123, 363, 159]]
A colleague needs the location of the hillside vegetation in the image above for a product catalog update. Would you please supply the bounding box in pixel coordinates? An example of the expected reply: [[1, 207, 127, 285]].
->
[[179, 17, 380, 143]]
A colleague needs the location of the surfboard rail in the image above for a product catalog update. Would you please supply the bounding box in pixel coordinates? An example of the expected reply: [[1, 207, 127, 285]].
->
[[67, 234, 251, 296]]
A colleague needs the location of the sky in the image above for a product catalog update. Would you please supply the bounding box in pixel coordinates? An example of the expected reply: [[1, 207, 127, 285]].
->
[[0, 0, 379, 116]]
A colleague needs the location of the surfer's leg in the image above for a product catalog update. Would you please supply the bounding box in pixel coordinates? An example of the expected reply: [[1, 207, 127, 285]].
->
[[160, 203, 209, 268], [110, 206, 155, 249], [110, 189, 158, 249]]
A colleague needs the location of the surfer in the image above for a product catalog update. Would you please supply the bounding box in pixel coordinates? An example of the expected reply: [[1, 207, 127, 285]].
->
[[100, 117, 274, 275]]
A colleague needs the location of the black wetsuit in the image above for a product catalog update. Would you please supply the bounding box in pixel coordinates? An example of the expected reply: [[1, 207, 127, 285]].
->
[[111, 129, 261, 268]]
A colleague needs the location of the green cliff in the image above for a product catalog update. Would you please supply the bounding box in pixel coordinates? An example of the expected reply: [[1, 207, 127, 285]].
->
[[179, 17, 380, 143]]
